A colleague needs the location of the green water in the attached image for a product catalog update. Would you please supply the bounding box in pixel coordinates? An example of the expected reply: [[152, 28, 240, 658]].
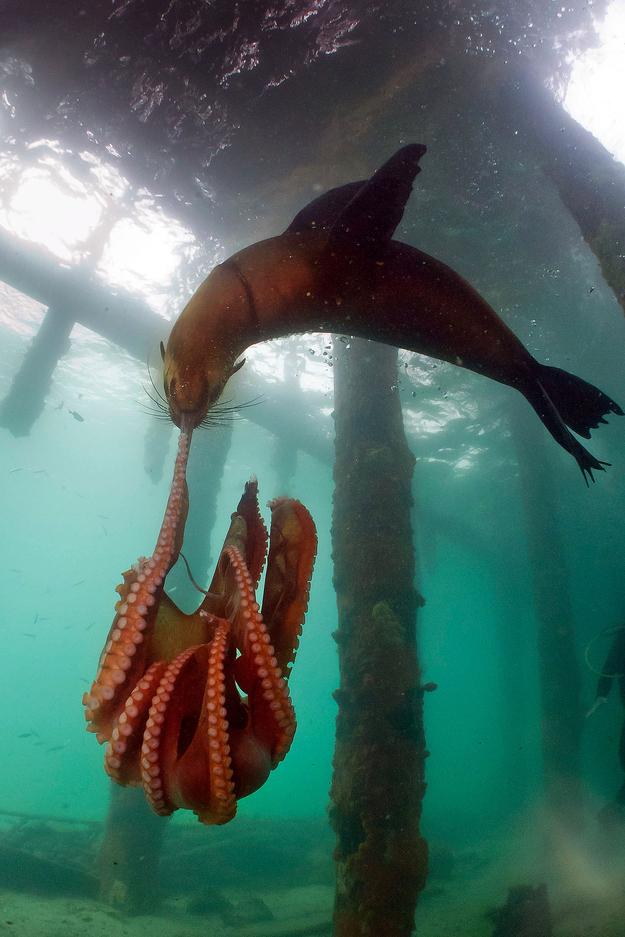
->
[[2, 195, 625, 931]]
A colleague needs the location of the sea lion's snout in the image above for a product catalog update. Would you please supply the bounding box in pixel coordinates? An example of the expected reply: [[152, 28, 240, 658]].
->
[[164, 366, 216, 430], [162, 325, 247, 430]]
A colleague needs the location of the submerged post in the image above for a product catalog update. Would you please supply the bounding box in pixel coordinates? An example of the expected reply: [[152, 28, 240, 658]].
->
[[510, 399, 583, 831], [330, 338, 428, 937], [0, 305, 73, 435], [98, 784, 166, 913]]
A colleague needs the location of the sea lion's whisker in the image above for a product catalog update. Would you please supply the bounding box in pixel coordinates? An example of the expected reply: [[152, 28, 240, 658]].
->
[[146, 354, 169, 407], [142, 387, 169, 415], [198, 415, 239, 429], [139, 403, 172, 422], [212, 395, 265, 414], [138, 397, 163, 415], [197, 395, 264, 429]]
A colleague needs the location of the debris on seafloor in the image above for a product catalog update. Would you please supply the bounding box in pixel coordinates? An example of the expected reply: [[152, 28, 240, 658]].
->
[[222, 894, 274, 926], [0, 840, 98, 898], [233, 915, 332, 937], [487, 884, 553, 937], [186, 884, 234, 916]]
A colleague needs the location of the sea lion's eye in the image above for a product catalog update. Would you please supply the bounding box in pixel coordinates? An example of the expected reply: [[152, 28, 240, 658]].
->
[[159, 341, 166, 361]]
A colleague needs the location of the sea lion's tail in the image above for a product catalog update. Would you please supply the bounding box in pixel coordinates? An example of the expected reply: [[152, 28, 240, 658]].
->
[[524, 364, 623, 484]]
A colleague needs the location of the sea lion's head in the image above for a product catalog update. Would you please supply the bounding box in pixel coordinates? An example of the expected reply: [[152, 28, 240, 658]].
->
[[161, 260, 252, 430], [161, 339, 245, 432]]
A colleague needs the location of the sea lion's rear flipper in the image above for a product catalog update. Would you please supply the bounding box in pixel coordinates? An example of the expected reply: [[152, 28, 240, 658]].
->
[[524, 365, 623, 484], [285, 144, 426, 247], [536, 365, 623, 438], [325, 143, 427, 250]]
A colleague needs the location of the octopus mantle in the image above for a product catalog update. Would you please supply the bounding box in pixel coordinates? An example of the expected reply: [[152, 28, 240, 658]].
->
[[83, 433, 316, 824]]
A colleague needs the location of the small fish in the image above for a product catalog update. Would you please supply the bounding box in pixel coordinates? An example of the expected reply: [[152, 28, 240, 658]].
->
[[22, 632, 36, 638], [33, 613, 39, 625], [68, 409, 84, 422], [9, 467, 23, 474], [17, 732, 33, 739], [46, 744, 68, 753], [72, 579, 86, 587], [55, 400, 64, 410], [33, 469, 48, 476]]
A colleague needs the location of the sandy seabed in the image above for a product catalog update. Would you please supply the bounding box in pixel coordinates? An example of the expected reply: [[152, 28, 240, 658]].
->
[[1, 810, 625, 937], [2, 871, 625, 937], [0, 885, 333, 937]]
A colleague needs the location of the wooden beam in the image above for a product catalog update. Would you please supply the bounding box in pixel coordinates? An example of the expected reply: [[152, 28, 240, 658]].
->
[[0, 226, 164, 358], [498, 68, 625, 316]]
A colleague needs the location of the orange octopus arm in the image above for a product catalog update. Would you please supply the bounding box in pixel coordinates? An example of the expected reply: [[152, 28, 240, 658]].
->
[[261, 498, 317, 677]]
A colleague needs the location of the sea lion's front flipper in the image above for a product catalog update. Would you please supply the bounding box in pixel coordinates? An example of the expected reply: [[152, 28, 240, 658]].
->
[[286, 181, 365, 235], [285, 143, 426, 246], [325, 143, 427, 251]]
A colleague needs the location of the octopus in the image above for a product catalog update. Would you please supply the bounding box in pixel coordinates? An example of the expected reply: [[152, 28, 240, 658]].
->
[[83, 431, 317, 824]]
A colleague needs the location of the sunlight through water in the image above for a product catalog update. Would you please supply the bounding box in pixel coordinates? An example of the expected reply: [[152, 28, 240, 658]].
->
[[0, 151, 195, 315], [565, 0, 625, 164], [0, 166, 102, 261], [96, 205, 194, 313]]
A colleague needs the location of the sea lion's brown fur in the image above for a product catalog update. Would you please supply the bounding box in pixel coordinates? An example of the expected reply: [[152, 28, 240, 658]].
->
[[164, 145, 621, 481]]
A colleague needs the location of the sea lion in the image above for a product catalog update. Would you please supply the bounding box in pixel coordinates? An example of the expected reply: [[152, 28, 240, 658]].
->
[[163, 144, 622, 481]]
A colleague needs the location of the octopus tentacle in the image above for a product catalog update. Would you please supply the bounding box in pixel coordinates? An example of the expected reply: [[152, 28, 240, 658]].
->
[[235, 478, 268, 588], [83, 432, 190, 737], [140, 644, 201, 816], [262, 498, 317, 676], [198, 619, 237, 824], [139, 625, 237, 825], [225, 545, 296, 766], [83, 559, 159, 739], [104, 660, 168, 784]]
